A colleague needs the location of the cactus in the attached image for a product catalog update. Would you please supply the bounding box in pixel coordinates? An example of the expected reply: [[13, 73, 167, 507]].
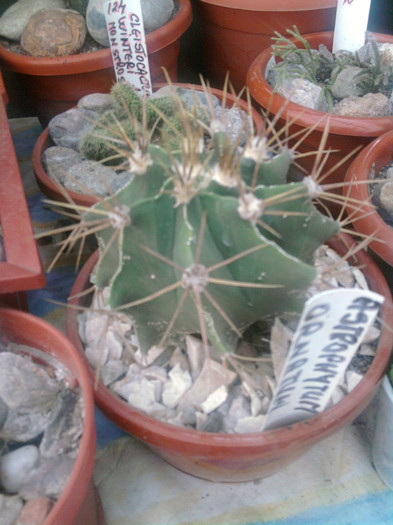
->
[[73, 82, 341, 356], [79, 82, 220, 164]]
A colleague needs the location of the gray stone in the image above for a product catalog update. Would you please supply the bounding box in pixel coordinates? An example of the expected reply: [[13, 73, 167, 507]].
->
[[0, 0, 65, 41], [86, 0, 174, 47], [0, 352, 60, 442], [18, 455, 75, 500], [234, 414, 266, 434], [178, 358, 237, 412], [0, 396, 8, 430], [215, 105, 250, 146], [42, 145, 84, 184], [100, 359, 128, 387], [65, 160, 132, 196], [380, 43, 393, 70], [77, 93, 115, 114], [14, 497, 53, 525], [0, 494, 24, 525], [162, 363, 192, 409], [331, 65, 370, 99], [198, 411, 225, 433], [39, 388, 83, 458], [48, 107, 100, 150], [333, 92, 392, 117], [275, 77, 328, 112], [140, 0, 175, 33], [173, 87, 221, 111], [0, 445, 40, 494], [20, 7, 86, 58], [379, 180, 393, 213]]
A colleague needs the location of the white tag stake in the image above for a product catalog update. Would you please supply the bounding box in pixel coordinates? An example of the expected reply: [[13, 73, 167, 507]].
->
[[105, 0, 152, 95], [332, 0, 371, 53], [263, 288, 384, 431]]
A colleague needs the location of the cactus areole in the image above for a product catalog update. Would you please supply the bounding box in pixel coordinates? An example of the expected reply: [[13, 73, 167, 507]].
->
[[82, 82, 340, 355]]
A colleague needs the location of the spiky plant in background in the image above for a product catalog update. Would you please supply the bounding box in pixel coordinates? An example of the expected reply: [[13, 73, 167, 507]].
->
[[43, 80, 346, 358]]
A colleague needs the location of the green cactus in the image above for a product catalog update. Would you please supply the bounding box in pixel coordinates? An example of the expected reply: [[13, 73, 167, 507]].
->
[[75, 83, 341, 356]]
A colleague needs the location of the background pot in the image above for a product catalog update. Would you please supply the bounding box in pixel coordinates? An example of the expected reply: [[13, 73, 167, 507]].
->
[[32, 82, 264, 207], [193, 0, 337, 92], [246, 31, 393, 216], [0, 0, 192, 127], [0, 308, 103, 525], [344, 130, 393, 268], [371, 375, 393, 490], [65, 233, 393, 482]]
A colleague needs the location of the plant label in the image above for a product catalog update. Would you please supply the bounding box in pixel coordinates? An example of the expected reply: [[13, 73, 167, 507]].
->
[[263, 288, 384, 431], [105, 0, 152, 95], [332, 0, 371, 53]]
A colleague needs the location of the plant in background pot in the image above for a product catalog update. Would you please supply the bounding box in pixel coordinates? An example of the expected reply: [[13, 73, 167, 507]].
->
[[192, 0, 338, 92], [0, 0, 192, 126], [43, 81, 393, 482], [246, 29, 393, 216], [0, 308, 103, 525], [344, 129, 393, 268], [32, 80, 263, 207]]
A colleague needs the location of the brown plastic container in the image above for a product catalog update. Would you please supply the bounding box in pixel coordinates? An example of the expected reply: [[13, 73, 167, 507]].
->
[[32, 82, 264, 207], [0, 308, 104, 524], [344, 130, 393, 267], [246, 31, 393, 216], [195, 0, 337, 91], [0, 0, 192, 126], [65, 233, 393, 482]]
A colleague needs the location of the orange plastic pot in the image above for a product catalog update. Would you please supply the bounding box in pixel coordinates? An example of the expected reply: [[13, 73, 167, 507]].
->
[[65, 233, 393, 482], [195, 0, 337, 91], [32, 82, 264, 207], [344, 130, 393, 267], [0, 0, 192, 126], [0, 70, 45, 309], [247, 31, 393, 214], [0, 308, 104, 525]]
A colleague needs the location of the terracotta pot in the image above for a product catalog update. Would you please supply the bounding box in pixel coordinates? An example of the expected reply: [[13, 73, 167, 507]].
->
[[246, 31, 393, 215], [32, 82, 264, 207], [65, 233, 393, 482], [194, 0, 337, 91], [0, 308, 104, 525], [344, 130, 393, 267], [0, 70, 45, 309], [0, 0, 192, 127]]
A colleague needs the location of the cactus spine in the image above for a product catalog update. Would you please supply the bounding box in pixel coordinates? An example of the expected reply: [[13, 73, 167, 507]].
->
[[79, 82, 340, 355]]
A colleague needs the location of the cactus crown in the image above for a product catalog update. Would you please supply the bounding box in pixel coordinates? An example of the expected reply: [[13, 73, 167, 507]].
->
[[73, 81, 341, 356]]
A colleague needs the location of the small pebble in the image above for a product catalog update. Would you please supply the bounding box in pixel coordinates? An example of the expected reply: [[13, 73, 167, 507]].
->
[[1, 445, 40, 494], [15, 496, 53, 525]]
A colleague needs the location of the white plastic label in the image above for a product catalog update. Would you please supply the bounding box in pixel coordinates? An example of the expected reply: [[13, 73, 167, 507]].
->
[[263, 288, 384, 431], [332, 0, 371, 53], [105, 0, 152, 95]]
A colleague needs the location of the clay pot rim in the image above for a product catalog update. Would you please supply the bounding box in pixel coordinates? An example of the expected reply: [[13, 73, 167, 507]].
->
[[343, 129, 393, 266], [197, 0, 337, 11], [32, 82, 264, 208], [0, 307, 97, 525], [246, 31, 393, 137], [65, 233, 393, 453], [0, 0, 192, 75]]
